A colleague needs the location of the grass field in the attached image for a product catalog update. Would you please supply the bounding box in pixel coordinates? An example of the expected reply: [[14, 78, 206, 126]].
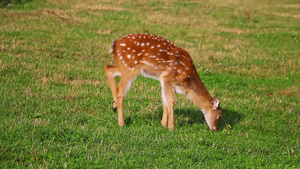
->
[[0, 0, 299, 168]]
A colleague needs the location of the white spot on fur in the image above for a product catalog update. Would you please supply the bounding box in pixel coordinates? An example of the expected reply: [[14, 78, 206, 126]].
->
[[141, 69, 159, 80], [112, 72, 121, 78], [175, 86, 184, 94], [124, 77, 136, 96], [120, 43, 126, 46], [140, 60, 155, 68]]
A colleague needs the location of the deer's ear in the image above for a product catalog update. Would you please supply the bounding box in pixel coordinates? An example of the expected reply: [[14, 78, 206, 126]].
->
[[211, 97, 220, 109]]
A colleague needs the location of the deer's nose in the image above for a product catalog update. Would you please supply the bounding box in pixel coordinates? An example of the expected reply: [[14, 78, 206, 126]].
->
[[211, 126, 218, 131]]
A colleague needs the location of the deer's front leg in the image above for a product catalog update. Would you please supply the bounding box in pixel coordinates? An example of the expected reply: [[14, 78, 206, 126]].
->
[[160, 78, 175, 131]]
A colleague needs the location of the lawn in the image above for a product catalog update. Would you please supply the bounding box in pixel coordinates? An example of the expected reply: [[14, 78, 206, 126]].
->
[[0, 0, 299, 168]]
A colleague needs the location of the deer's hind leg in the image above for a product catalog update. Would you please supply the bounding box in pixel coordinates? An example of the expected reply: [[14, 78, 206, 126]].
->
[[115, 73, 137, 126], [160, 76, 175, 131], [104, 65, 120, 112], [105, 64, 139, 126]]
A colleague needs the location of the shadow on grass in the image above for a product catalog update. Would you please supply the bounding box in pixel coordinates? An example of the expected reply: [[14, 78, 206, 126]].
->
[[218, 109, 243, 130], [125, 107, 243, 131], [173, 108, 243, 131]]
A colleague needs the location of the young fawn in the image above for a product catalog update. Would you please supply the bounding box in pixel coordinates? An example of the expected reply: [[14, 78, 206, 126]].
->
[[105, 33, 222, 131]]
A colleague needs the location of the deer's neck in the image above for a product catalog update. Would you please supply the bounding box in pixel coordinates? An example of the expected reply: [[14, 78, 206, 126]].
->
[[187, 72, 213, 111]]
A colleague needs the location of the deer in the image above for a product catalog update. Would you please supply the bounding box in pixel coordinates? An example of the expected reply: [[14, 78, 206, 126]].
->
[[104, 33, 222, 131]]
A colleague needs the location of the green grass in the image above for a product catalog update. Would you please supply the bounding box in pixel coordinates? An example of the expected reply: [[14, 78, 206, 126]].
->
[[0, 0, 299, 168]]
